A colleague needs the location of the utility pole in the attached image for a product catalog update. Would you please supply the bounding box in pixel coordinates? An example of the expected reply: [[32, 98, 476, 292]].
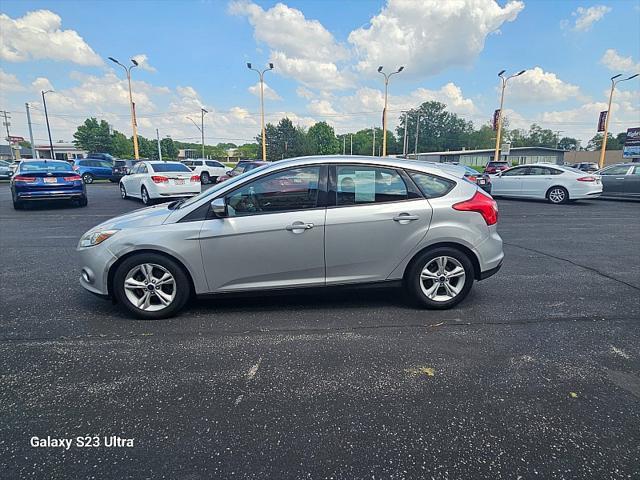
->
[[1, 110, 15, 161], [372, 127, 376, 156], [494, 69, 526, 162], [402, 111, 408, 158], [108, 57, 140, 159], [342, 135, 346, 155], [201, 108, 208, 159], [41, 90, 55, 160], [156, 128, 162, 161], [350, 134, 353, 155], [414, 115, 421, 156], [378, 65, 404, 156], [25, 103, 37, 159]]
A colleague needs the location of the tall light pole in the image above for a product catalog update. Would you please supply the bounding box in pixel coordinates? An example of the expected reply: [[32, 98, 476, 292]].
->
[[493, 69, 526, 163], [414, 114, 421, 157], [599, 73, 639, 168], [200, 108, 208, 158], [109, 57, 140, 159], [402, 111, 408, 158], [247, 62, 274, 161], [41, 90, 55, 160], [25, 103, 37, 159], [378, 65, 404, 157]]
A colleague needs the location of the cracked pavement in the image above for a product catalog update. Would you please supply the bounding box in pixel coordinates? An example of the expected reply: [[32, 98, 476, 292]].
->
[[1, 184, 639, 479]]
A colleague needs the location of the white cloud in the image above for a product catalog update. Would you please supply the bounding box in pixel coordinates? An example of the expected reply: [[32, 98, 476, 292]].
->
[[600, 49, 640, 73], [229, 1, 348, 62], [132, 54, 156, 73], [0, 69, 25, 91], [348, 0, 524, 77], [248, 81, 282, 100], [307, 99, 337, 116], [570, 5, 611, 32], [0, 10, 102, 65], [269, 51, 354, 91], [296, 86, 315, 99], [505, 67, 582, 103]]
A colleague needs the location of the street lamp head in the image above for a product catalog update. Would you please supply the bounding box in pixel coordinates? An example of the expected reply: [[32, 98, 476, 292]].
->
[[130, 58, 139, 66], [611, 74, 623, 80], [377, 66, 383, 73], [498, 69, 506, 77], [268, 62, 274, 70], [625, 73, 639, 80], [397, 66, 404, 73], [247, 62, 252, 69], [202, 108, 208, 114], [42, 89, 54, 95], [516, 70, 526, 76], [108, 57, 119, 64]]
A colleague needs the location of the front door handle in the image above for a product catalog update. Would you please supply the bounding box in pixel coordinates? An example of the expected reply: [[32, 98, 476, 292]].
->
[[393, 213, 419, 223], [286, 221, 314, 233]]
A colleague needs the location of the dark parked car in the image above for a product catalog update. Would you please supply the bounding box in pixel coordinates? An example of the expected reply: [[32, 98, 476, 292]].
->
[[461, 166, 491, 194], [216, 161, 269, 183], [483, 161, 510, 174], [73, 158, 114, 183], [11, 160, 87, 209], [595, 163, 640, 199], [111, 159, 138, 182], [571, 162, 599, 173]]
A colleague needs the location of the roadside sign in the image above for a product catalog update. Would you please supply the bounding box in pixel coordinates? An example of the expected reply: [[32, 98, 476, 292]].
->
[[597, 111, 607, 132], [501, 142, 511, 156], [623, 127, 640, 158], [6, 135, 24, 143], [492, 109, 500, 131]]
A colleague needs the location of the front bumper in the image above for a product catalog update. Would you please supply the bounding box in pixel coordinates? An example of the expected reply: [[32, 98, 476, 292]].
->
[[78, 243, 117, 296]]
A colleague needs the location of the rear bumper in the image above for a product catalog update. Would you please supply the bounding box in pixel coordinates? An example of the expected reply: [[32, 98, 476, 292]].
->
[[15, 189, 85, 200], [479, 260, 503, 280]]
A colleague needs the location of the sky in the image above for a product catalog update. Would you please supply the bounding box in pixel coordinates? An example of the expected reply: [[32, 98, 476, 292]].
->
[[1, 0, 639, 150]]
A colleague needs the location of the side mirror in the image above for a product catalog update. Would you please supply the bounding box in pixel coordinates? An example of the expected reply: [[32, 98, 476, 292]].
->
[[210, 198, 227, 217]]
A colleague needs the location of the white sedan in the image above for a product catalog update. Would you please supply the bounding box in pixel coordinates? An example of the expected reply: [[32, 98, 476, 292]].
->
[[490, 163, 602, 204], [182, 159, 228, 184], [119, 161, 201, 205]]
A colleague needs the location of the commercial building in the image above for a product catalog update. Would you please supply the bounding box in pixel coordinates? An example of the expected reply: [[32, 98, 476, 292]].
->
[[402, 146, 565, 166], [36, 143, 87, 161]]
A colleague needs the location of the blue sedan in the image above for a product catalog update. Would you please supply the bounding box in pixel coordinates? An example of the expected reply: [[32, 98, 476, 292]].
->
[[11, 160, 87, 210]]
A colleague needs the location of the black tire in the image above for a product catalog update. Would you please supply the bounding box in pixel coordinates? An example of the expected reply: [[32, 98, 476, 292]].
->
[[210, 176, 218, 184], [120, 183, 128, 199], [13, 199, 23, 210], [82, 173, 94, 184], [405, 247, 475, 309], [201, 172, 210, 184], [77, 196, 88, 207], [141, 186, 153, 205], [547, 186, 569, 204], [113, 253, 191, 319]]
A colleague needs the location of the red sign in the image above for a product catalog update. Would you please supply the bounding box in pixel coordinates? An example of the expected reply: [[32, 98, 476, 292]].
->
[[7, 135, 24, 143], [597, 111, 607, 132], [492, 109, 501, 131]]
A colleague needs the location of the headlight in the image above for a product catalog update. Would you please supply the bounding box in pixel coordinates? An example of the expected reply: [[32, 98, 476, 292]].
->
[[79, 229, 119, 248]]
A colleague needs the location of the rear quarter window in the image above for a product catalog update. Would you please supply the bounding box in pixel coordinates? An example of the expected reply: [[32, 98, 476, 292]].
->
[[408, 171, 455, 198]]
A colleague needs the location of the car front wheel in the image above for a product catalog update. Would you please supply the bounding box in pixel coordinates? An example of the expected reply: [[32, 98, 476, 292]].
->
[[113, 253, 191, 319], [405, 247, 475, 309]]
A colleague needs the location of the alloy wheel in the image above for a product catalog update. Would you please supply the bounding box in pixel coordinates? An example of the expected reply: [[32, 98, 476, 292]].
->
[[548, 188, 566, 204], [120, 184, 127, 199], [419, 256, 466, 303], [123, 263, 176, 312], [141, 188, 149, 204]]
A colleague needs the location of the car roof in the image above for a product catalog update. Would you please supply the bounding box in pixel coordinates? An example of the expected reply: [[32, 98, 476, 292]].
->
[[21, 159, 69, 164]]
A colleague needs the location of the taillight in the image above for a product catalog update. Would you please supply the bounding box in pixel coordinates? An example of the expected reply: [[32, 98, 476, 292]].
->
[[190, 175, 200, 182], [467, 175, 477, 182], [453, 191, 498, 226], [577, 176, 596, 182], [63, 175, 82, 181], [13, 175, 36, 183], [151, 175, 169, 183]]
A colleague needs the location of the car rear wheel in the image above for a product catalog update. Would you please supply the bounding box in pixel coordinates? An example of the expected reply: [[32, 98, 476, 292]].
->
[[120, 183, 127, 199], [141, 186, 153, 205], [547, 186, 569, 204], [77, 196, 88, 207], [405, 247, 474, 309], [113, 253, 191, 319], [82, 173, 94, 184], [201, 171, 210, 184]]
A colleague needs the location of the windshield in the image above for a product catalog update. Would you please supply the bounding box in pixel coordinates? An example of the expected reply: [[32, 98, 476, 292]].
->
[[20, 161, 73, 172], [177, 164, 270, 209], [150, 163, 191, 173]]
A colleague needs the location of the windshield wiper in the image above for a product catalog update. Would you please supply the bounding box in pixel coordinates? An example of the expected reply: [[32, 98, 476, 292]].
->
[[167, 199, 186, 210]]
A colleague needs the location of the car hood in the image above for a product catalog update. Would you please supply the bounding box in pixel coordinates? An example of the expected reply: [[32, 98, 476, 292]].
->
[[90, 204, 173, 231]]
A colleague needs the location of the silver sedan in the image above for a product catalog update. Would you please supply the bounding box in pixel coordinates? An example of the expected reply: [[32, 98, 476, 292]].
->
[[78, 156, 504, 319]]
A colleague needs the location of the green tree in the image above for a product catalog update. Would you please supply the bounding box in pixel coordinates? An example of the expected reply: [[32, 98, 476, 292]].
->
[[558, 137, 580, 151], [111, 131, 133, 158], [587, 133, 622, 151], [73, 118, 113, 153], [467, 123, 496, 149], [307, 121, 340, 155], [237, 143, 259, 159], [160, 137, 178, 160], [259, 117, 308, 160]]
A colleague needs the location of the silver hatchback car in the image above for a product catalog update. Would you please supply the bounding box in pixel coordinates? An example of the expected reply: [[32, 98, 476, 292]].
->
[[78, 156, 503, 319]]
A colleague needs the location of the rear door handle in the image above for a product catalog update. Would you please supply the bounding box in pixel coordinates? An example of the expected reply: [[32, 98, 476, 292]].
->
[[393, 213, 419, 222], [286, 221, 314, 232]]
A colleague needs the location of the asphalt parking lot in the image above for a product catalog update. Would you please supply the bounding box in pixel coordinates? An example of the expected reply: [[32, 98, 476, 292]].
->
[[1, 183, 639, 479]]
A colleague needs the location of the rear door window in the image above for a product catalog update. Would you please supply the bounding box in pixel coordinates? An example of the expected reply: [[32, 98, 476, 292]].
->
[[335, 166, 408, 206]]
